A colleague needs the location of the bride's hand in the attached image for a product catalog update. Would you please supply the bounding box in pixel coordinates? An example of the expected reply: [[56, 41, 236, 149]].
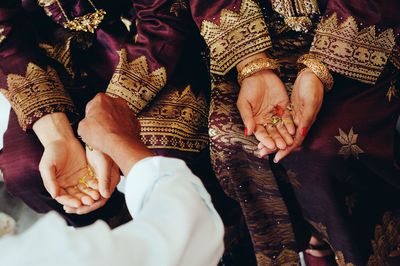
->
[[237, 64, 295, 154]]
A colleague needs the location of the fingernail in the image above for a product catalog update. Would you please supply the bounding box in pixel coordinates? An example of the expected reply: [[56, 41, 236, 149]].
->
[[273, 158, 278, 163], [244, 127, 248, 137], [301, 127, 309, 137]]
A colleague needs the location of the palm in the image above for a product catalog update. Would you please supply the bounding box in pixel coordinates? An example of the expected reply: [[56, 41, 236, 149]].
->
[[40, 138, 99, 208], [237, 70, 295, 151]]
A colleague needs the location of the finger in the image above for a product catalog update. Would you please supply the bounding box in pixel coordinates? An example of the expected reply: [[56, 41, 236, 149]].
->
[[276, 120, 294, 146], [237, 100, 256, 136], [39, 164, 59, 198], [55, 189, 82, 208], [282, 108, 296, 135], [66, 187, 95, 206], [254, 124, 276, 150], [257, 146, 277, 159], [77, 182, 100, 201], [266, 123, 287, 150], [86, 178, 99, 190], [74, 199, 108, 215]]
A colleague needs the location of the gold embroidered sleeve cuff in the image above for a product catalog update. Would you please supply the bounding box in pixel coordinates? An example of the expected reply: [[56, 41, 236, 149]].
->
[[297, 54, 334, 91], [0, 63, 76, 131], [237, 57, 280, 85], [106, 49, 167, 114], [310, 13, 396, 85], [200, 0, 272, 76]]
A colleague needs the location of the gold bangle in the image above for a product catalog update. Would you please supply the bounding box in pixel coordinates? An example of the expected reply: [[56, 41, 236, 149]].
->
[[297, 54, 334, 91], [237, 57, 280, 85]]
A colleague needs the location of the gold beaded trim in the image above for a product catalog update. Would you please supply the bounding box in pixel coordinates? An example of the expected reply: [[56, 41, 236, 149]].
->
[[297, 54, 334, 91], [237, 58, 280, 85]]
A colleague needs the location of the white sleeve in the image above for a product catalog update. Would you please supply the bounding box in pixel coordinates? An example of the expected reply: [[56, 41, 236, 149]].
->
[[0, 157, 224, 266]]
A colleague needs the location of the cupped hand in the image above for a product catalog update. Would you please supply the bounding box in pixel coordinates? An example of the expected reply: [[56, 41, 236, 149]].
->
[[237, 69, 295, 154], [39, 137, 101, 209], [63, 148, 121, 215], [271, 68, 324, 162]]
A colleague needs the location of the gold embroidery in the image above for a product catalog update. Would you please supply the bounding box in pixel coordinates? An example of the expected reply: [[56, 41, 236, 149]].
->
[[335, 251, 356, 266], [335, 127, 365, 159], [271, 0, 319, 32], [310, 13, 396, 84], [368, 212, 400, 266], [0, 63, 75, 130], [106, 49, 167, 113], [0, 26, 6, 44], [39, 36, 75, 78], [256, 249, 300, 265], [138, 86, 208, 152], [200, 0, 272, 75]]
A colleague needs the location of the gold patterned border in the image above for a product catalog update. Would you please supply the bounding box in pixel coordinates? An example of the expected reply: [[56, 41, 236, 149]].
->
[[200, 0, 272, 75], [310, 13, 396, 84], [106, 49, 167, 114], [138, 86, 208, 152], [0, 63, 75, 130]]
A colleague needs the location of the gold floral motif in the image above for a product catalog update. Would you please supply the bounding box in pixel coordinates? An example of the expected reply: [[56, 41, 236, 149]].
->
[[0, 63, 75, 130], [0, 26, 6, 44], [310, 13, 396, 84], [335, 127, 365, 159], [138, 86, 208, 152], [200, 0, 272, 75], [271, 0, 319, 32], [63, 9, 106, 33], [106, 49, 167, 114]]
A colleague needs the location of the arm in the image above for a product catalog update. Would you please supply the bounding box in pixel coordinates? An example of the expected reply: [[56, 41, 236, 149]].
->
[[106, 0, 189, 113], [0, 157, 224, 266], [0, 94, 225, 266], [0, 0, 76, 131], [0, 1, 99, 208]]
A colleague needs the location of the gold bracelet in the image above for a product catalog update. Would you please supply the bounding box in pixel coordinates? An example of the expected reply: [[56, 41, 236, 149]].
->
[[237, 57, 280, 85], [297, 54, 334, 91]]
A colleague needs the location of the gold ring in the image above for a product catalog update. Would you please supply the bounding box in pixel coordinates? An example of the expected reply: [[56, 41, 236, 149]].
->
[[270, 116, 282, 127], [286, 104, 294, 112]]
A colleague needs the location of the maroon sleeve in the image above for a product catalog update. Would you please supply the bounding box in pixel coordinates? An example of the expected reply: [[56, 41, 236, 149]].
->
[[0, 0, 76, 131], [309, 0, 400, 84], [106, 0, 190, 113], [190, 0, 272, 76]]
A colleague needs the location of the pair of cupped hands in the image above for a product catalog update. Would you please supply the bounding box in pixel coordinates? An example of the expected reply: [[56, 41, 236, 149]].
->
[[33, 95, 138, 215], [237, 58, 325, 162]]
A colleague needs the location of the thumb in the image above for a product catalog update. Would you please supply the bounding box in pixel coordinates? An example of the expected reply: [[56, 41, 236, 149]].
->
[[237, 100, 256, 136], [39, 163, 59, 198], [88, 150, 112, 198]]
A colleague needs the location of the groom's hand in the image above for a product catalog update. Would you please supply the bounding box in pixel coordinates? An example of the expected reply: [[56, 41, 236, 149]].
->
[[78, 93, 153, 176]]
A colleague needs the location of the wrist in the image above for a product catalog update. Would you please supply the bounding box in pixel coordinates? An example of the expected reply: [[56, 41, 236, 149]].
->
[[106, 135, 153, 176], [33, 112, 75, 147]]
